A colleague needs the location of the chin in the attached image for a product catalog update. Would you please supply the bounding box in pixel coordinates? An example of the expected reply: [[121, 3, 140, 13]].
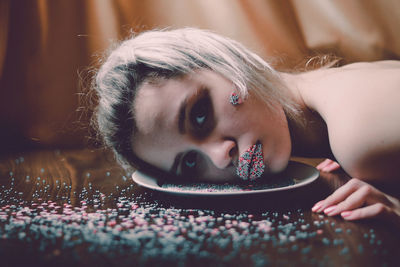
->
[[268, 156, 290, 173], [268, 138, 292, 173]]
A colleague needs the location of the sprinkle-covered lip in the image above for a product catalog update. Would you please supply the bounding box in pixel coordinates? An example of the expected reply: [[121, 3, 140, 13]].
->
[[236, 142, 265, 181]]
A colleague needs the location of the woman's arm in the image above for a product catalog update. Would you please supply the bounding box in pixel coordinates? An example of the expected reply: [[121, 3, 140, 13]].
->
[[301, 62, 400, 226], [299, 61, 400, 183]]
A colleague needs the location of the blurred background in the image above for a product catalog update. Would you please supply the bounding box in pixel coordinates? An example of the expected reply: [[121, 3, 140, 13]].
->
[[0, 0, 399, 154]]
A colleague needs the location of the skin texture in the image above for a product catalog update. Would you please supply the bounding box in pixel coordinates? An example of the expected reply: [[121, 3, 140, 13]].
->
[[296, 61, 400, 182], [316, 159, 340, 173], [291, 60, 400, 226], [132, 69, 292, 182], [132, 60, 400, 225]]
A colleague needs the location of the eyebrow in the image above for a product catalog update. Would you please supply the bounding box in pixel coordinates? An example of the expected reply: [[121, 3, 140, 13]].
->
[[173, 93, 190, 175], [178, 97, 187, 135], [178, 86, 208, 135]]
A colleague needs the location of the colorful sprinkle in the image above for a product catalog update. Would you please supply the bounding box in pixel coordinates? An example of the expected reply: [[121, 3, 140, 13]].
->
[[237, 142, 265, 181]]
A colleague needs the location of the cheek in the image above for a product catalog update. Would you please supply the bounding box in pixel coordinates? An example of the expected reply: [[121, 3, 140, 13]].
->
[[199, 165, 237, 182], [217, 101, 256, 132], [194, 152, 236, 182], [218, 114, 245, 136], [268, 110, 292, 172], [133, 132, 183, 171]]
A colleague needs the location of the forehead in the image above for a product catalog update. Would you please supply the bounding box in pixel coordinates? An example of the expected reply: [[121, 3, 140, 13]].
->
[[132, 75, 194, 169], [134, 77, 188, 135]]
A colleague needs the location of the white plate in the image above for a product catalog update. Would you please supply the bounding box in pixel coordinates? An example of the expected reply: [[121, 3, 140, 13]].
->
[[132, 161, 319, 197]]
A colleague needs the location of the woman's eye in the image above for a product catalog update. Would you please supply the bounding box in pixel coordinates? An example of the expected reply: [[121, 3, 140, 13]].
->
[[185, 158, 196, 168], [195, 114, 206, 126], [188, 89, 214, 139], [190, 97, 209, 128], [181, 151, 198, 175]]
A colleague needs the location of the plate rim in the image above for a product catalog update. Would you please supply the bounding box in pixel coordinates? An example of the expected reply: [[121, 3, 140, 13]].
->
[[131, 161, 319, 197]]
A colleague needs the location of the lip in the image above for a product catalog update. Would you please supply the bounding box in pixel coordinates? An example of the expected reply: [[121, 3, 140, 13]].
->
[[236, 141, 265, 181]]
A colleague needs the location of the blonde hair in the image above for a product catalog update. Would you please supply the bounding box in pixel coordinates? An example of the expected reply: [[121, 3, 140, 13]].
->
[[94, 27, 302, 172]]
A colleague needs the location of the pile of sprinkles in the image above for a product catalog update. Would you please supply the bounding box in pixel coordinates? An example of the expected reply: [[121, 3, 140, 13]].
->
[[161, 175, 295, 193], [0, 152, 396, 266]]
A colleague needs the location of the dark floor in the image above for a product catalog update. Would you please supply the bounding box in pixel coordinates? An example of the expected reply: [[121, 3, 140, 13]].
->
[[0, 149, 398, 267]]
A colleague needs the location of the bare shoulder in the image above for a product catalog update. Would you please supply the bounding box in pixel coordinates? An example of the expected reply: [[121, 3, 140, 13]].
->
[[302, 60, 400, 182], [302, 60, 400, 119], [340, 60, 400, 69]]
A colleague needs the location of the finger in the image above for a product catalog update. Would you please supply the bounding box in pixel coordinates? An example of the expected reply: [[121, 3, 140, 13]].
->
[[341, 203, 390, 221], [311, 200, 324, 212], [325, 185, 371, 216], [322, 161, 340, 172], [312, 178, 364, 213], [316, 159, 332, 170]]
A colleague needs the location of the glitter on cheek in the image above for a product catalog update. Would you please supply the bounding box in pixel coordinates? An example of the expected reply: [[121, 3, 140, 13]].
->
[[229, 92, 243, 106]]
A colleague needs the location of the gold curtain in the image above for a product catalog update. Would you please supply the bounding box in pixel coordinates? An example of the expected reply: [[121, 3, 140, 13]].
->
[[1, 0, 399, 151]]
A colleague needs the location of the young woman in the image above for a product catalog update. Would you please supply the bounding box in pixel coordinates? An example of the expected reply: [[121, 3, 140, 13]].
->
[[93, 28, 400, 226]]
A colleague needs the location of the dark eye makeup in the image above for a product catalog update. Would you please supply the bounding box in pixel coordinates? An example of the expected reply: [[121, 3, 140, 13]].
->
[[188, 88, 214, 139], [190, 98, 208, 128], [180, 150, 198, 177], [172, 87, 215, 179]]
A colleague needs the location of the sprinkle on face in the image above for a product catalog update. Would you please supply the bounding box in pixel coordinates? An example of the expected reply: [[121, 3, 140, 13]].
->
[[229, 92, 243, 106], [236, 142, 265, 181]]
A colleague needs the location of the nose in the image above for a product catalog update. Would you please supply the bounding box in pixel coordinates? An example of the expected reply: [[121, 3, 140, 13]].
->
[[201, 139, 236, 169]]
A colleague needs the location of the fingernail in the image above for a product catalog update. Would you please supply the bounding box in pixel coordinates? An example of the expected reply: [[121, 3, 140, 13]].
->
[[341, 211, 352, 218], [324, 205, 337, 215], [312, 202, 323, 212]]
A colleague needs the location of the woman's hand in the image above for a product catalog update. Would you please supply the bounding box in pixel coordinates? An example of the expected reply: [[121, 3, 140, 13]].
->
[[316, 158, 341, 172], [312, 178, 400, 226]]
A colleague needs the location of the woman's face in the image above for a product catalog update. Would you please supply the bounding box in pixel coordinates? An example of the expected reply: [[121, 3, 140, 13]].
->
[[132, 69, 292, 182]]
